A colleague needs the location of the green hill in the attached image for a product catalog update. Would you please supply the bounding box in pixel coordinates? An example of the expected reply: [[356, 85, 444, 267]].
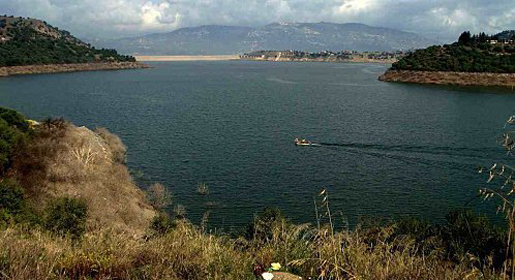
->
[[0, 16, 135, 67], [391, 31, 515, 73]]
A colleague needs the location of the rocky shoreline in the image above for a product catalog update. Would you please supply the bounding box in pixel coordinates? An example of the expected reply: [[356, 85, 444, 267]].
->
[[379, 69, 515, 87], [0, 62, 149, 77]]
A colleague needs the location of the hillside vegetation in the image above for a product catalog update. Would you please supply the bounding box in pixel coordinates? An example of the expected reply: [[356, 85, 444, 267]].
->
[[0, 16, 135, 66], [391, 31, 515, 73], [1, 106, 514, 279]]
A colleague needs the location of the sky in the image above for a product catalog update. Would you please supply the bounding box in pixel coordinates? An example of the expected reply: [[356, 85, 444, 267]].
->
[[2, 0, 515, 41]]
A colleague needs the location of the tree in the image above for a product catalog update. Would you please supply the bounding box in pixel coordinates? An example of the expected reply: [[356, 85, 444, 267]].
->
[[458, 31, 472, 45]]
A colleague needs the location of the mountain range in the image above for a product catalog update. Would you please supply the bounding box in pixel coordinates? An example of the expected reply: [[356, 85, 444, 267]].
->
[[98, 22, 434, 55]]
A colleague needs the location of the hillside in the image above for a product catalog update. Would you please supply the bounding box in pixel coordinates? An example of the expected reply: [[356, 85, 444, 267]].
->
[[389, 31, 515, 73], [0, 16, 136, 66], [379, 31, 515, 87], [0, 112, 156, 235], [100, 22, 433, 55]]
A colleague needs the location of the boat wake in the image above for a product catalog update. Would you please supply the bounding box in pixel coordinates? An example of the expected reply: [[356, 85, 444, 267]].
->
[[316, 142, 493, 172]]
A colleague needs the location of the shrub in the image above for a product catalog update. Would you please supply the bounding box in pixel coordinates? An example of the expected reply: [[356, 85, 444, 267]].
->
[[147, 183, 171, 210], [0, 107, 29, 132], [150, 212, 177, 235], [442, 209, 506, 268], [197, 182, 209, 195], [246, 207, 285, 241], [0, 107, 30, 175], [0, 179, 24, 214], [43, 197, 87, 238], [0, 179, 42, 227]]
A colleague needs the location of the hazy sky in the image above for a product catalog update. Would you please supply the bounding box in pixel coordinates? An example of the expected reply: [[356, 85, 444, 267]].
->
[[2, 0, 514, 41]]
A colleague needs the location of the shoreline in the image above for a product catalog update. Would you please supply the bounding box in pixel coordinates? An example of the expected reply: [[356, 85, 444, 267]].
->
[[0, 62, 149, 77], [135, 55, 240, 61], [379, 69, 515, 87], [134, 55, 395, 64], [241, 57, 396, 64]]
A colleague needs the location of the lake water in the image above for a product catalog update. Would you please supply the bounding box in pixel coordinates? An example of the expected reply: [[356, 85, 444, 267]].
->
[[1, 61, 514, 229]]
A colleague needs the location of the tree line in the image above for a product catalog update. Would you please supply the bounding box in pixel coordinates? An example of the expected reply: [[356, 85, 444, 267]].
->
[[0, 22, 135, 67], [391, 31, 515, 73]]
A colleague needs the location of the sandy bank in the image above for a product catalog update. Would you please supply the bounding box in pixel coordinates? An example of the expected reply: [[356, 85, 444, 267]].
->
[[379, 69, 515, 87], [136, 55, 240, 61], [0, 62, 148, 77]]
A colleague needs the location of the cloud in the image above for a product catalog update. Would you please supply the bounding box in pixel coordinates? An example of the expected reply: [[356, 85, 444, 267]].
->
[[2, 0, 514, 41]]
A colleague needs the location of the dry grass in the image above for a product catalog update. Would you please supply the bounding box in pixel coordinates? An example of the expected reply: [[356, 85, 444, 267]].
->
[[0, 222, 254, 280], [9, 122, 155, 236], [0, 219, 500, 280], [245, 218, 495, 280]]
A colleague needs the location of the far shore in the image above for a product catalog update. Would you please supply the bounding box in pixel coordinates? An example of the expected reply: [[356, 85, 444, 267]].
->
[[379, 69, 515, 87], [135, 55, 240, 61], [137, 55, 396, 64], [0, 62, 148, 77]]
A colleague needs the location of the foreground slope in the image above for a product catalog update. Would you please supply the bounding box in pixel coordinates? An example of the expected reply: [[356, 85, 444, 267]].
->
[[8, 119, 156, 234]]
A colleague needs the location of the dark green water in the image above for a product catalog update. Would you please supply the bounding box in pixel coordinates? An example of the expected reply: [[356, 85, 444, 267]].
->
[[1, 61, 514, 229]]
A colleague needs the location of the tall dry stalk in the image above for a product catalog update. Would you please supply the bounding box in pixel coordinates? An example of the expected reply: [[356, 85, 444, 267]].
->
[[315, 189, 334, 236], [71, 144, 97, 168], [478, 115, 515, 279]]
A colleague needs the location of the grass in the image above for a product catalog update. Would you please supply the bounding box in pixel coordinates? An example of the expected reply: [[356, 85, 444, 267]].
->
[[0, 214, 504, 280], [0, 222, 254, 280]]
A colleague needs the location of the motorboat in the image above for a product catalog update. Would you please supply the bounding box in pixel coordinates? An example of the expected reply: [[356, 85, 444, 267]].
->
[[294, 138, 319, 146]]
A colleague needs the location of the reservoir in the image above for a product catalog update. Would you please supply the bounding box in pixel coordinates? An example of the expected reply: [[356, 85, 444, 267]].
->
[[1, 61, 514, 229]]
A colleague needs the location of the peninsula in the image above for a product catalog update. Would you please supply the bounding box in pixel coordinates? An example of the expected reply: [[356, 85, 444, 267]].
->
[[240, 50, 405, 64], [0, 16, 147, 76], [379, 31, 515, 87]]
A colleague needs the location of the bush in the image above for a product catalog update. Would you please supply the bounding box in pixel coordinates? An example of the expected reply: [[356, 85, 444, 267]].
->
[[442, 209, 506, 268], [0, 107, 29, 133], [0, 179, 24, 214], [43, 197, 87, 238], [150, 212, 176, 235], [0, 179, 41, 227], [245, 207, 285, 241], [0, 107, 30, 175], [147, 183, 171, 210]]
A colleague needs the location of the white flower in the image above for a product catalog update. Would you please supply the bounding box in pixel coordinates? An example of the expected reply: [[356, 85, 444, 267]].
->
[[262, 272, 274, 280]]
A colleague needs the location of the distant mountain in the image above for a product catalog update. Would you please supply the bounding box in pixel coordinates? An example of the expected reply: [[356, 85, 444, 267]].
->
[[0, 16, 135, 66], [100, 22, 434, 55]]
